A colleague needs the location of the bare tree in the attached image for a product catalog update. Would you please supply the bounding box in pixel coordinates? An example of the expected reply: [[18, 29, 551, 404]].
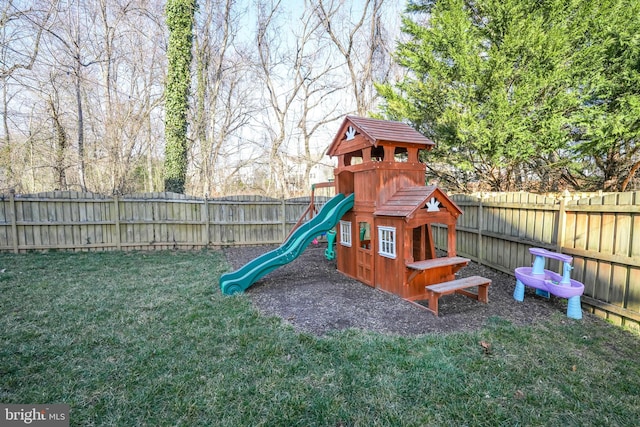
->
[[0, 0, 399, 196], [0, 0, 57, 79], [294, 7, 345, 191], [0, 0, 57, 190], [254, 0, 301, 197], [41, 0, 106, 191], [93, 0, 166, 194], [190, 0, 261, 196], [253, 0, 349, 196], [310, 0, 389, 115]]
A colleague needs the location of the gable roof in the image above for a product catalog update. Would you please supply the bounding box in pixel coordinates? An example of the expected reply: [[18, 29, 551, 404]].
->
[[327, 115, 434, 157], [374, 186, 462, 219]]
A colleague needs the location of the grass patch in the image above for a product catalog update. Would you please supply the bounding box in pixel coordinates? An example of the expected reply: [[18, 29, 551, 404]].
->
[[1, 251, 639, 426]]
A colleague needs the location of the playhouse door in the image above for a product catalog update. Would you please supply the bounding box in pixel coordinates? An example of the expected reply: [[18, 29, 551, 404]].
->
[[356, 220, 373, 286]]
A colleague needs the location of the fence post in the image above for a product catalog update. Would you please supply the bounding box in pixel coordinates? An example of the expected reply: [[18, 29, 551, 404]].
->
[[281, 199, 287, 241], [477, 196, 484, 265], [203, 196, 210, 248], [557, 194, 568, 256], [114, 196, 121, 251], [9, 189, 18, 253]]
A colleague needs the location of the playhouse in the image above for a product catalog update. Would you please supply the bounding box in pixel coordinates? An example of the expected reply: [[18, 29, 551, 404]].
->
[[220, 115, 490, 315], [326, 116, 490, 310]]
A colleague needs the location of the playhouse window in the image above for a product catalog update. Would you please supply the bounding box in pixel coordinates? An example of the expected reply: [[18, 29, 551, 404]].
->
[[371, 146, 385, 161], [344, 151, 363, 166], [394, 147, 408, 162], [378, 226, 396, 258], [358, 221, 371, 249], [339, 221, 352, 247]]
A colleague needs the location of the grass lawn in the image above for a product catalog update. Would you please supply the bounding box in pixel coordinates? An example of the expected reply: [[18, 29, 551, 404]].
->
[[1, 251, 639, 426]]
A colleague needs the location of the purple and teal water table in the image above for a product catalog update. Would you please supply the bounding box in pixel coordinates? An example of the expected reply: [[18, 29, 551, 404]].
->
[[514, 248, 585, 319]]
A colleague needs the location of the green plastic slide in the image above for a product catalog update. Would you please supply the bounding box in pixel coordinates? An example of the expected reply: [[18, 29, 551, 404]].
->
[[219, 193, 354, 295]]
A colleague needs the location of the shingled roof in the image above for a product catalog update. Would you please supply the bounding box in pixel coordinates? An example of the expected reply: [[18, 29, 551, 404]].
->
[[327, 116, 434, 157], [374, 186, 462, 219]]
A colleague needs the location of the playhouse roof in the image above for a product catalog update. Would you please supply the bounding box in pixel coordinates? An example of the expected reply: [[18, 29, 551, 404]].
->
[[374, 186, 463, 219], [326, 116, 434, 157]]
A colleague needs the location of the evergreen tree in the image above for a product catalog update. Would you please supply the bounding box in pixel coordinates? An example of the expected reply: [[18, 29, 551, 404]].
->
[[570, 0, 640, 191], [376, 0, 586, 191], [164, 0, 197, 193]]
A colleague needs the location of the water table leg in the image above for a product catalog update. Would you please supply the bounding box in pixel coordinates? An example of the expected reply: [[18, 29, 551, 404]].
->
[[514, 278, 525, 302], [567, 296, 582, 320], [531, 255, 546, 275], [536, 289, 550, 299]]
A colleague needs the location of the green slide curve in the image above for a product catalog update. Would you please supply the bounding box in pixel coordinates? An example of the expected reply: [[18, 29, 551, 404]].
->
[[219, 193, 354, 295]]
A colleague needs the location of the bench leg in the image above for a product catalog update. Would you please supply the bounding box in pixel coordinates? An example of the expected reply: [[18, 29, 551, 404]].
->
[[478, 284, 489, 303], [426, 291, 439, 316]]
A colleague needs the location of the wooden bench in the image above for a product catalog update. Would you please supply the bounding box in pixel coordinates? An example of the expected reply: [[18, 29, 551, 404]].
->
[[424, 275, 491, 316]]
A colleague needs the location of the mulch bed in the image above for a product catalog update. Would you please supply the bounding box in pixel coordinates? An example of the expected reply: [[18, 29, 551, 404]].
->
[[222, 243, 593, 336]]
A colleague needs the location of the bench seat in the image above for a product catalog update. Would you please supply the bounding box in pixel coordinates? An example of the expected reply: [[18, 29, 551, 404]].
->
[[423, 275, 491, 316]]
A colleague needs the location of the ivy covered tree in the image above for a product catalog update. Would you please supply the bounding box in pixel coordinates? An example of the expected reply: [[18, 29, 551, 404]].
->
[[377, 0, 640, 192], [164, 0, 197, 193]]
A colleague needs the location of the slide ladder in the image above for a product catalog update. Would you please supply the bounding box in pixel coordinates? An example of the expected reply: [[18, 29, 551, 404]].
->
[[219, 193, 354, 295]]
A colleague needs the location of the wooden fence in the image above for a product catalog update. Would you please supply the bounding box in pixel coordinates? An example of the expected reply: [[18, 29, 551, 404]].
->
[[1, 190, 638, 327], [0, 191, 325, 252], [433, 191, 640, 328]]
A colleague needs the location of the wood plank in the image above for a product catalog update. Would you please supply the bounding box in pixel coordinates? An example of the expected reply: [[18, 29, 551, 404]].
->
[[632, 212, 640, 260], [613, 199, 632, 258], [595, 261, 612, 302], [406, 256, 470, 270], [518, 203, 528, 240], [566, 204, 639, 213], [610, 264, 628, 308], [39, 200, 50, 247], [533, 208, 544, 242], [96, 200, 106, 246], [574, 211, 588, 251], [564, 209, 577, 250], [561, 247, 640, 268], [425, 275, 491, 294], [583, 259, 598, 297], [581, 295, 640, 323], [628, 267, 640, 313], [420, 276, 491, 316]]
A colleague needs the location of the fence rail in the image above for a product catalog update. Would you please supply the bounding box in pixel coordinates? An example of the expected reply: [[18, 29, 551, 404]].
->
[[1, 190, 638, 328], [433, 191, 640, 328]]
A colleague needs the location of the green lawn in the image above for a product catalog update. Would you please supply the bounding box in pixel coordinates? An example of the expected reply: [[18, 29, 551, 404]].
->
[[1, 251, 639, 426]]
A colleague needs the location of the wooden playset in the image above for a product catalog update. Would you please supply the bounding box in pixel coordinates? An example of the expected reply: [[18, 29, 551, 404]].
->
[[326, 116, 491, 315], [220, 115, 490, 316]]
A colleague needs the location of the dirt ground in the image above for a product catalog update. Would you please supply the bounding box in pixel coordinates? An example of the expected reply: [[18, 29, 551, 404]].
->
[[222, 243, 592, 336]]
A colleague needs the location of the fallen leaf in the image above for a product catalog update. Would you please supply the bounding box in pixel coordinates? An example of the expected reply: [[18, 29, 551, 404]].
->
[[479, 340, 491, 354], [514, 390, 525, 399]]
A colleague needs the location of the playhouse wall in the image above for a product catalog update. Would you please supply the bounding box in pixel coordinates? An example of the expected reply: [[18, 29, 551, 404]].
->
[[352, 167, 425, 208], [374, 217, 407, 296], [336, 211, 357, 279], [335, 170, 354, 196]]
